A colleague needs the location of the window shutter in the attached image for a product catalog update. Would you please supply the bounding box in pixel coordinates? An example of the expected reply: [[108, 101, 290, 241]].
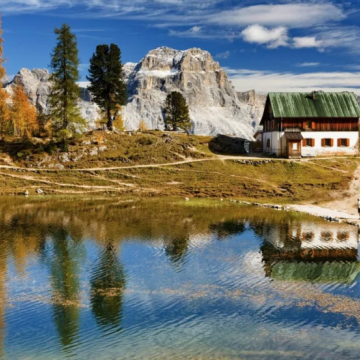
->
[[330, 139, 334, 147], [302, 139, 306, 146], [346, 139, 350, 147], [311, 122, 315, 130], [321, 139, 325, 147], [337, 139, 341, 147], [311, 139, 315, 147], [303, 121, 307, 130]]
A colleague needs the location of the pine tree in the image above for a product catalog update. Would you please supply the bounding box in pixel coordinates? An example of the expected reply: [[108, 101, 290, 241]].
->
[[0, 15, 9, 140], [87, 44, 127, 131], [163, 92, 191, 134], [49, 24, 85, 134], [10, 85, 37, 137]]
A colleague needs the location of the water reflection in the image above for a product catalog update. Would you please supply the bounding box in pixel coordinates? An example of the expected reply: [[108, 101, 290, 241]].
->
[[261, 222, 360, 284], [49, 229, 83, 350], [0, 198, 359, 359], [165, 236, 190, 265], [90, 243, 125, 330]]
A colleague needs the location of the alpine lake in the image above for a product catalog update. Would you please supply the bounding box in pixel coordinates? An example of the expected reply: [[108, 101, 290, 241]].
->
[[0, 196, 360, 360]]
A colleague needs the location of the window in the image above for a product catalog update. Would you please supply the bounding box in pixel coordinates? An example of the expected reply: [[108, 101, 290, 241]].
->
[[321, 231, 333, 242], [266, 139, 271, 148], [304, 138, 314, 147], [337, 232, 349, 242], [322, 138, 333, 147], [301, 232, 315, 242], [292, 143, 298, 150], [338, 138, 350, 147], [306, 121, 312, 129]]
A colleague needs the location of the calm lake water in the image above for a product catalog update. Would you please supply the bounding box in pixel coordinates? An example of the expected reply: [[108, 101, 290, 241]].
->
[[0, 197, 360, 360]]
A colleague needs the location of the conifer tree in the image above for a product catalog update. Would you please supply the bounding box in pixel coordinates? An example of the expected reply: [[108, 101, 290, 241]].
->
[[49, 24, 84, 133], [87, 44, 127, 131], [0, 15, 9, 140], [163, 92, 191, 134], [10, 85, 37, 137]]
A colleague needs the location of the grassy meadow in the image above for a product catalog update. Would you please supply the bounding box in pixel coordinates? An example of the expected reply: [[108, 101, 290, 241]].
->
[[0, 130, 358, 204]]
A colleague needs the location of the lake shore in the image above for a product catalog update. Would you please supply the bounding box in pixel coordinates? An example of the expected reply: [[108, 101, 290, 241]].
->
[[0, 131, 359, 213]]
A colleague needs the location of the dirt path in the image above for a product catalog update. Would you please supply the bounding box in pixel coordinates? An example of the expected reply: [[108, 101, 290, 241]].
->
[[288, 163, 360, 222], [0, 154, 353, 173]]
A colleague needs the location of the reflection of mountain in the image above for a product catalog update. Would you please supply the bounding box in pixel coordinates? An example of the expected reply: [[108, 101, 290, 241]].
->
[[261, 222, 360, 284], [90, 243, 126, 329]]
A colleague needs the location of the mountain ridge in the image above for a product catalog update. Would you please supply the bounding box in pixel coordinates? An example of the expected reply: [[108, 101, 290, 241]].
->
[[4, 46, 267, 139]]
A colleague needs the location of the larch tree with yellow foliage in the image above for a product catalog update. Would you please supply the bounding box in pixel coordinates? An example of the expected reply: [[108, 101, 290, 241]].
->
[[0, 15, 10, 140], [10, 85, 38, 137]]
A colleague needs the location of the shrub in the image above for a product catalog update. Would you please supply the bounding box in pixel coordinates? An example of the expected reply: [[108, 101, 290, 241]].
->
[[137, 137, 153, 146], [138, 120, 148, 132], [17, 149, 33, 159]]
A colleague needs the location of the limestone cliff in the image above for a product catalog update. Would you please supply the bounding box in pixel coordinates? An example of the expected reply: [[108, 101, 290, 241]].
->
[[5, 47, 266, 138]]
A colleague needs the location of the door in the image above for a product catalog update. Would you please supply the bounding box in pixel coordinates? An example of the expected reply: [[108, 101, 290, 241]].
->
[[288, 141, 301, 158]]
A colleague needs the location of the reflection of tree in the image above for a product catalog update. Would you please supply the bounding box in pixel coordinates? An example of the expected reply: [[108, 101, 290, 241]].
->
[[90, 243, 125, 329], [0, 255, 6, 360], [49, 228, 82, 350], [209, 220, 246, 240], [165, 236, 189, 265]]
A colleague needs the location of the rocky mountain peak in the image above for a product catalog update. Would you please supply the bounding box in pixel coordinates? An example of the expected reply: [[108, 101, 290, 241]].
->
[[4, 47, 267, 138]]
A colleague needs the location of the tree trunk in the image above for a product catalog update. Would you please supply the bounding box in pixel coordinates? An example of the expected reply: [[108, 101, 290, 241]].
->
[[107, 107, 113, 131]]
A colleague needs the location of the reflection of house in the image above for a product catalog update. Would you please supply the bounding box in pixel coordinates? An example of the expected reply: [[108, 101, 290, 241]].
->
[[261, 222, 360, 284], [261, 92, 360, 158]]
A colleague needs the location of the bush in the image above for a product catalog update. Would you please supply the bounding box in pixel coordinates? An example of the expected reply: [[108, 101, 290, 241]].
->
[[17, 149, 33, 159], [137, 137, 153, 146], [46, 140, 58, 155], [56, 129, 71, 142]]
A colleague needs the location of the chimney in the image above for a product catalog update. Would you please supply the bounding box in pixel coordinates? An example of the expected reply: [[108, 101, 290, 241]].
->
[[312, 91, 317, 101]]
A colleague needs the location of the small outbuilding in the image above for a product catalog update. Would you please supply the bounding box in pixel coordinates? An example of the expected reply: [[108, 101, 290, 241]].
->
[[260, 91, 360, 158], [213, 135, 251, 154]]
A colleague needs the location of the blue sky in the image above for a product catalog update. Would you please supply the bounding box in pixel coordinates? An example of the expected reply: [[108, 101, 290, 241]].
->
[[1, 0, 360, 93]]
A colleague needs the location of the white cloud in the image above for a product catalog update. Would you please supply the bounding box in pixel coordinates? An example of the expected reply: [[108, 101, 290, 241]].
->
[[77, 81, 90, 88], [297, 62, 321, 67], [226, 68, 360, 94], [215, 51, 230, 59], [293, 36, 324, 49], [169, 26, 209, 38], [190, 26, 201, 33], [208, 3, 345, 28], [0, 0, 219, 14], [78, 63, 89, 72], [241, 24, 288, 48]]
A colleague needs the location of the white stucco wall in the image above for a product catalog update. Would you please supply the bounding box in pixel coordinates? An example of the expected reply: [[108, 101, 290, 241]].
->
[[263, 131, 359, 157], [301, 131, 358, 156], [263, 132, 284, 155]]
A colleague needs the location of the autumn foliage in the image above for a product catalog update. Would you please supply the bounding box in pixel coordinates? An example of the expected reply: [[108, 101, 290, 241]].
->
[[10, 85, 38, 137], [0, 15, 10, 139]]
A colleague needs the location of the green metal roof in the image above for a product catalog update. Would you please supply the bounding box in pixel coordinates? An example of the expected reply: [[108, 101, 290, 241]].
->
[[268, 92, 360, 118], [271, 261, 360, 284]]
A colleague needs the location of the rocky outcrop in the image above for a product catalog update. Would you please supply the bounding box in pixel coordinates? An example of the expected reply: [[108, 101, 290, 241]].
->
[[5, 68, 51, 113], [5, 47, 267, 138], [5, 68, 100, 129], [123, 47, 265, 138]]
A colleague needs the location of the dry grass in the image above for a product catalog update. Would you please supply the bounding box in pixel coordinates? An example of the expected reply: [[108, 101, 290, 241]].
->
[[0, 131, 359, 204]]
